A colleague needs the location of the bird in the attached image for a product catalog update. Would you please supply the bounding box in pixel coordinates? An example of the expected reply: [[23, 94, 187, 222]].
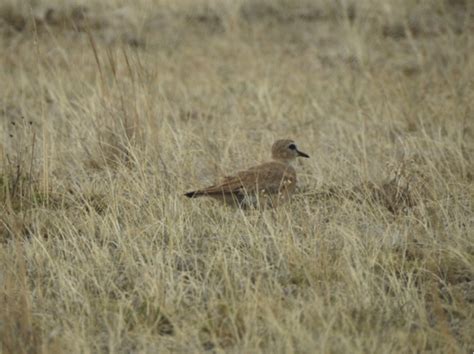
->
[[184, 139, 309, 208]]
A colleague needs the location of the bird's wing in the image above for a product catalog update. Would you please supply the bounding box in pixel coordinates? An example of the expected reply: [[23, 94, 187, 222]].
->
[[195, 176, 245, 196], [192, 162, 296, 196], [240, 162, 296, 194]]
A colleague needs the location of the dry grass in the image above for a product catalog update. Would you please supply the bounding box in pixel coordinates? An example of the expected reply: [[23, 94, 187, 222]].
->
[[0, 0, 473, 353]]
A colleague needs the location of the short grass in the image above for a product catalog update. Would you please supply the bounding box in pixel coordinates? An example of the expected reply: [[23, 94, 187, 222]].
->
[[0, 0, 473, 353]]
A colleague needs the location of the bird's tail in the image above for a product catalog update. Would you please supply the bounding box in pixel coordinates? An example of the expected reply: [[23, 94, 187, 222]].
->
[[184, 190, 204, 198]]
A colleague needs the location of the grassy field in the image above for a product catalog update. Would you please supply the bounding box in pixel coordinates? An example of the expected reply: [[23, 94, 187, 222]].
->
[[0, 0, 473, 353]]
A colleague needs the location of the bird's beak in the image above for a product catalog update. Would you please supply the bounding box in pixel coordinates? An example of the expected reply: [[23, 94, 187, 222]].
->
[[297, 149, 310, 158]]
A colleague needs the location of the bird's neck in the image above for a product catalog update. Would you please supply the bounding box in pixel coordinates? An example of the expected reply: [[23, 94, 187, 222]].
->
[[272, 158, 294, 166]]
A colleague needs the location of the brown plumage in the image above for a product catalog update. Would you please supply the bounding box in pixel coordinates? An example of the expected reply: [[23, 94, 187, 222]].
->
[[185, 139, 309, 208]]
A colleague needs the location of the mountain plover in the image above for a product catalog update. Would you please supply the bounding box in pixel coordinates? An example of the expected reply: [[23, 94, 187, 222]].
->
[[185, 139, 309, 208]]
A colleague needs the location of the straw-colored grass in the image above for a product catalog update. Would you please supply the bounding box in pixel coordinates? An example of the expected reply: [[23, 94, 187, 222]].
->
[[1, 0, 473, 353]]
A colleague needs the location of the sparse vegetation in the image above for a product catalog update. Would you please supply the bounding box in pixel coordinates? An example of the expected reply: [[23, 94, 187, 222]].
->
[[0, 0, 473, 353]]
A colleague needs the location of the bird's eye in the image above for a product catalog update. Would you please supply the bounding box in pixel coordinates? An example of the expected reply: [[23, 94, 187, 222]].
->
[[288, 144, 296, 150]]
